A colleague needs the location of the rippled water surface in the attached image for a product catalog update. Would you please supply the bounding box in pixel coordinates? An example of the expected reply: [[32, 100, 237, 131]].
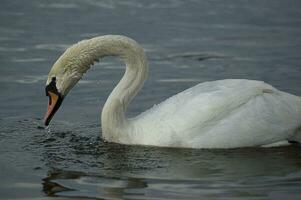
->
[[1, 0, 301, 199]]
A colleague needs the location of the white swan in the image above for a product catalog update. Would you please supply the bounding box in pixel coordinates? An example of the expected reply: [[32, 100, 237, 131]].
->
[[44, 35, 301, 148]]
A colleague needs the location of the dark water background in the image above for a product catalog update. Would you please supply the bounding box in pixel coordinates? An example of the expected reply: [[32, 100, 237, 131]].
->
[[1, 0, 301, 199]]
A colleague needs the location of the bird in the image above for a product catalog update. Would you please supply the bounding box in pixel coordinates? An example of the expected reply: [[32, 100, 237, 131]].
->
[[43, 35, 301, 148]]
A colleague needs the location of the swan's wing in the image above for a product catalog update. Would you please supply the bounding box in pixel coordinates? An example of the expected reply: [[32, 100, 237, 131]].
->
[[131, 79, 301, 147], [134, 79, 275, 128]]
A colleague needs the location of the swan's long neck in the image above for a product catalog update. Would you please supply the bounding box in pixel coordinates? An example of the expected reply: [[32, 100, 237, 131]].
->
[[98, 37, 148, 141], [54, 35, 148, 141]]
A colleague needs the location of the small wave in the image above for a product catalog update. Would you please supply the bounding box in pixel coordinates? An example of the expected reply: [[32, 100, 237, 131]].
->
[[78, 80, 111, 84], [16, 75, 47, 84], [85, 0, 115, 9], [38, 3, 79, 9], [166, 52, 229, 61], [175, 65, 191, 69], [0, 75, 47, 84], [79, 33, 101, 38], [0, 36, 15, 41], [11, 58, 46, 63], [35, 44, 69, 51], [0, 47, 26, 52], [157, 78, 200, 83], [85, 0, 182, 9], [0, 27, 25, 35], [141, 44, 163, 54], [1, 11, 24, 16], [78, 80, 96, 84]]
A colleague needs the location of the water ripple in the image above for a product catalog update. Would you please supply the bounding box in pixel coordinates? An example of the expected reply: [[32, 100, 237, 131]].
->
[[0, 75, 47, 84], [35, 44, 69, 51]]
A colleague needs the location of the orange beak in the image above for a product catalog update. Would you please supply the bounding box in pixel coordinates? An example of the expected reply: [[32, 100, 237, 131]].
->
[[44, 91, 63, 126]]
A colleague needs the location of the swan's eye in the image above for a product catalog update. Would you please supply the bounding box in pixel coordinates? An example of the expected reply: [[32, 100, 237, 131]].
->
[[45, 77, 58, 96]]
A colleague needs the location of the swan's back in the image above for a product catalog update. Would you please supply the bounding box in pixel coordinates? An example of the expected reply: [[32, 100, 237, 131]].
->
[[128, 79, 301, 148]]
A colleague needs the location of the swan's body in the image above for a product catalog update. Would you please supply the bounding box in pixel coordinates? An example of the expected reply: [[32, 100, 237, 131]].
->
[[44, 35, 301, 148]]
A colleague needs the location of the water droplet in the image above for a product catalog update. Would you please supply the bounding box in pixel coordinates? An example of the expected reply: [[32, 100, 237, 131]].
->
[[45, 125, 52, 134]]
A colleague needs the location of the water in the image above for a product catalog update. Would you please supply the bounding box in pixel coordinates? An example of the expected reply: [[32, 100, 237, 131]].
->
[[1, 0, 301, 199]]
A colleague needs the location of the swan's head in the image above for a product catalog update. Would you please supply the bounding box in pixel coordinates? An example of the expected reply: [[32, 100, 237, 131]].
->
[[43, 35, 145, 126], [44, 49, 85, 126]]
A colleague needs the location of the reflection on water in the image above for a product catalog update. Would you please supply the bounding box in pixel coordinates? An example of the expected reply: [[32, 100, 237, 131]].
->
[[43, 170, 147, 199], [41, 144, 301, 199], [5, 118, 299, 199], [30, 120, 301, 199]]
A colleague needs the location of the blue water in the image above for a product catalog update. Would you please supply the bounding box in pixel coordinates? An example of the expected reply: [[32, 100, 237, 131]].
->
[[1, 0, 301, 199]]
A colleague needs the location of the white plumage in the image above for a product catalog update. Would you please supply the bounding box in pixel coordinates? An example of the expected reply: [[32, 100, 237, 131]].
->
[[45, 35, 301, 148], [130, 79, 301, 148]]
